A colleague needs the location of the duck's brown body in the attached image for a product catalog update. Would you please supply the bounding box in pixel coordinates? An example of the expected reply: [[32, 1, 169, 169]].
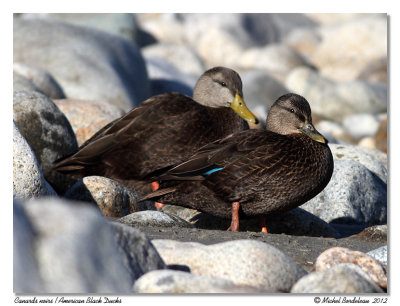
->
[[142, 129, 333, 219], [53, 67, 257, 193]]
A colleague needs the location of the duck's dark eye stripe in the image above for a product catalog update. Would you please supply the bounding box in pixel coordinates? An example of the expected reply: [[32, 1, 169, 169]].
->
[[279, 105, 306, 122]]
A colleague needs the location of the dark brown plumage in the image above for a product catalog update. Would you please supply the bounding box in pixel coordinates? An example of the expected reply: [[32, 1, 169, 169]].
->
[[53, 67, 257, 194], [140, 93, 334, 231]]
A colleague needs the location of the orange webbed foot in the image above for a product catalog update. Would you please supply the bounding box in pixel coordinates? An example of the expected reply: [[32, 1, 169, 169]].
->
[[151, 181, 165, 209]]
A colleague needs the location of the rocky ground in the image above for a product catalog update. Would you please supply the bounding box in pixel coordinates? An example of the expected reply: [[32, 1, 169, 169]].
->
[[13, 13, 388, 294]]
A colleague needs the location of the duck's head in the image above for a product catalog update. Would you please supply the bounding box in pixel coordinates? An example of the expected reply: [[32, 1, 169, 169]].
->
[[193, 66, 258, 124], [266, 93, 327, 144]]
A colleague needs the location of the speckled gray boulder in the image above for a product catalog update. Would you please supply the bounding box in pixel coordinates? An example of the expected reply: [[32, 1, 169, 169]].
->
[[291, 263, 384, 293], [118, 211, 193, 228], [13, 17, 150, 111], [18, 197, 132, 293], [14, 201, 45, 293], [13, 90, 78, 194], [367, 245, 387, 266], [13, 123, 57, 200], [152, 239, 307, 292], [329, 143, 387, 182], [13, 63, 65, 99], [64, 176, 148, 218], [301, 160, 387, 225], [109, 222, 167, 281], [133, 270, 263, 293]]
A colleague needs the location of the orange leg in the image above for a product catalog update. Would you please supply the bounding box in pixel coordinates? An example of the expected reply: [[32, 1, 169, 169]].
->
[[258, 216, 268, 233], [227, 202, 240, 232], [151, 181, 165, 209]]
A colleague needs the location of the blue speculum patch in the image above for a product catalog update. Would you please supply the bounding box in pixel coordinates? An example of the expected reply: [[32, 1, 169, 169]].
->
[[202, 167, 223, 176]]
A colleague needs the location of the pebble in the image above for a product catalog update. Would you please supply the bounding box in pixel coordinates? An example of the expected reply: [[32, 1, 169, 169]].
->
[[118, 211, 194, 228], [17, 197, 133, 293], [64, 176, 140, 217], [291, 263, 384, 293], [342, 113, 381, 140], [53, 99, 125, 146], [151, 239, 307, 292], [13, 123, 57, 200], [13, 63, 65, 99], [13, 90, 78, 194], [301, 160, 387, 225], [13, 17, 150, 111], [133, 269, 263, 293], [367, 245, 387, 266], [314, 247, 387, 289]]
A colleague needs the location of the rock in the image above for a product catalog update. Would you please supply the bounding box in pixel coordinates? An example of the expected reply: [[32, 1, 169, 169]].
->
[[13, 201, 45, 293], [342, 113, 381, 140], [13, 17, 150, 111], [315, 247, 387, 289], [367, 245, 387, 266], [358, 137, 377, 150], [241, 70, 288, 124], [21, 13, 140, 42], [357, 57, 387, 84], [64, 176, 143, 217], [306, 13, 384, 25], [291, 263, 384, 293], [13, 90, 78, 194], [13, 122, 57, 200], [239, 44, 310, 81], [374, 117, 387, 153], [13, 63, 65, 99], [285, 66, 336, 116], [18, 197, 133, 293], [301, 160, 387, 225], [353, 225, 387, 243], [118, 211, 193, 228], [143, 42, 206, 77], [315, 120, 354, 144], [329, 143, 387, 182], [312, 15, 387, 82], [319, 81, 387, 121], [160, 205, 339, 237], [53, 99, 125, 146], [133, 269, 263, 293], [151, 239, 307, 292], [108, 222, 167, 280], [284, 27, 322, 59]]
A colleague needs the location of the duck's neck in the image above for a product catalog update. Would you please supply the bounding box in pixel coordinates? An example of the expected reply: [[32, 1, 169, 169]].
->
[[207, 107, 249, 137]]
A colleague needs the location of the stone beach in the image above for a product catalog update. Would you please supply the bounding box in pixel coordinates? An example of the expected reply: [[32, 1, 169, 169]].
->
[[13, 13, 387, 294]]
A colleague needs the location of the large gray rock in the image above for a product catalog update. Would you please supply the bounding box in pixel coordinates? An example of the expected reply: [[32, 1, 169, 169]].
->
[[118, 211, 194, 228], [13, 122, 57, 200], [13, 17, 150, 111], [291, 263, 384, 293], [14, 201, 45, 293], [301, 160, 387, 225], [16, 198, 133, 293], [13, 63, 65, 99], [13, 90, 78, 194], [152, 239, 306, 292], [133, 270, 263, 293]]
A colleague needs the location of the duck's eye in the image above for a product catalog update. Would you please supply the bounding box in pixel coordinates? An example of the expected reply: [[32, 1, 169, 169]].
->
[[220, 82, 227, 87], [290, 108, 295, 113]]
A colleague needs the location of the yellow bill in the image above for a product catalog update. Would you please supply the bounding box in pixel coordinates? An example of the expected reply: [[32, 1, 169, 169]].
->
[[230, 93, 258, 124]]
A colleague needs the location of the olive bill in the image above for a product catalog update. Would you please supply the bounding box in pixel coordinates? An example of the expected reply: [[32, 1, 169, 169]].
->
[[300, 121, 327, 144], [230, 93, 259, 124]]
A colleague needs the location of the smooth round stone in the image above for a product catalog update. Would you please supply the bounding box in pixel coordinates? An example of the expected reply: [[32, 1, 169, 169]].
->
[[315, 120, 354, 144], [53, 99, 125, 146], [367, 245, 387, 266], [13, 63, 65, 99], [301, 160, 387, 225], [291, 263, 384, 293], [14, 17, 150, 111], [284, 27, 321, 58], [151, 239, 307, 292], [13, 90, 78, 194], [133, 270, 263, 293], [118, 211, 193, 228], [13, 123, 57, 200], [315, 247, 387, 289], [357, 57, 387, 84], [143, 42, 206, 77], [342, 113, 381, 140]]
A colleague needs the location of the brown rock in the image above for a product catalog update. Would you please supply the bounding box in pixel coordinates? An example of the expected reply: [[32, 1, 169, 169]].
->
[[53, 99, 125, 146], [315, 247, 387, 289], [374, 118, 387, 153], [353, 225, 387, 243]]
